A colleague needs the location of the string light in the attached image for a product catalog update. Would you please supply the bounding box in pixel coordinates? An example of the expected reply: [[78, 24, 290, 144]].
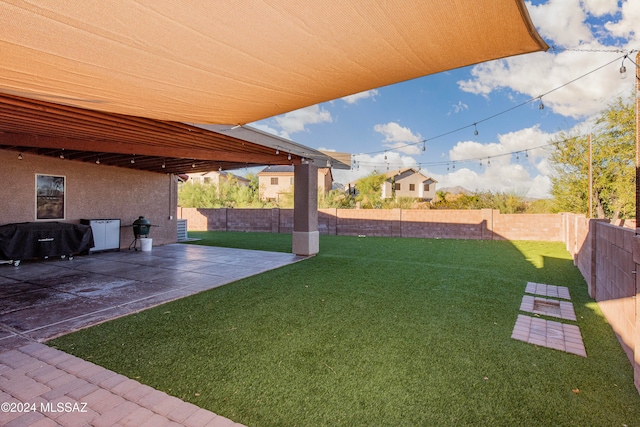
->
[[59, 149, 65, 159], [538, 97, 544, 110], [130, 156, 135, 164], [162, 161, 166, 169], [95, 158, 100, 164], [287, 153, 291, 160], [619, 55, 627, 78], [357, 53, 632, 158], [473, 124, 478, 136], [18, 153, 23, 160], [275, 147, 280, 155]]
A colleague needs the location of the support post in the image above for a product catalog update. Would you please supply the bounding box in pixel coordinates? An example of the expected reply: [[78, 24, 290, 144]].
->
[[292, 163, 319, 256]]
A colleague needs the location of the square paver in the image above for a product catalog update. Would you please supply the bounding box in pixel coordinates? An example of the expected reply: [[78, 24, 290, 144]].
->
[[525, 282, 571, 300], [511, 314, 586, 357], [519, 295, 576, 321]]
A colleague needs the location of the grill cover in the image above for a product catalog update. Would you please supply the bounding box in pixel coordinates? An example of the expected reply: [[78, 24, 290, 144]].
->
[[0, 222, 94, 260]]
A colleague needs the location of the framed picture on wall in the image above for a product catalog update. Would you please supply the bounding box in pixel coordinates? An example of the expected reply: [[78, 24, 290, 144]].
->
[[36, 174, 66, 220]]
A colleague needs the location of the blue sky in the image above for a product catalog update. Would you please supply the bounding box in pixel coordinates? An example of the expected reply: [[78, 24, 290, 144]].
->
[[250, 0, 639, 198]]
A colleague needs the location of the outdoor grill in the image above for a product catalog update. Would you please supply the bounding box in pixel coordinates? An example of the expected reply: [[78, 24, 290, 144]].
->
[[129, 216, 153, 251], [132, 216, 151, 238]]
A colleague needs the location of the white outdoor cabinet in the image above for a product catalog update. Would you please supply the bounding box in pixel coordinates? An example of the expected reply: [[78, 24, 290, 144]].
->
[[81, 219, 121, 252]]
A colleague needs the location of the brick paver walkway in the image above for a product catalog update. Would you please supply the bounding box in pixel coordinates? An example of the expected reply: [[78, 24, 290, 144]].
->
[[0, 342, 245, 427]]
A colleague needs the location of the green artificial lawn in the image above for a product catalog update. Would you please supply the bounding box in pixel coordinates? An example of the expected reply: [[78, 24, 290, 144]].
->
[[49, 232, 640, 426]]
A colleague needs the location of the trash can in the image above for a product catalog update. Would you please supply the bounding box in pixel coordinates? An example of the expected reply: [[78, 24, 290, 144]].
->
[[140, 237, 153, 252]]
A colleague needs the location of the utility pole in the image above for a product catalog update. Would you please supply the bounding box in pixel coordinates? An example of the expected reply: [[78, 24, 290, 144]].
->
[[589, 132, 596, 219], [636, 51, 640, 234]]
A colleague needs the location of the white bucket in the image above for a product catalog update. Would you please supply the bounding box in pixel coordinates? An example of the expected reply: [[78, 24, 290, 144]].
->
[[140, 237, 153, 252]]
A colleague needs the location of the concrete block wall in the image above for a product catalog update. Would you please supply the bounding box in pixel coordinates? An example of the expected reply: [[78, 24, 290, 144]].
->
[[179, 207, 565, 241], [563, 212, 639, 393], [594, 223, 636, 364], [493, 213, 563, 241], [227, 209, 272, 232], [400, 209, 487, 239]]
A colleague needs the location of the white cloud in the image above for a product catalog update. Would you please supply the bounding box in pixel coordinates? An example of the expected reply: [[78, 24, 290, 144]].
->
[[250, 122, 290, 139], [526, 0, 592, 47], [605, 0, 640, 39], [373, 122, 423, 154], [459, 2, 636, 120], [334, 126, 557, 198], [448, 101, 469, 115], [333, 152, 418, 184], [458, 47, 633, 119], [341, 89, 379, 104], [582, 0, 618, 17], [274, 105, 333, 136], [437, 126, 557, 198]]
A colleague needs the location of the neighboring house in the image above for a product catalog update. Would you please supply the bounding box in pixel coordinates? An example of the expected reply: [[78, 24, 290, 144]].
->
[[382, 168, 437, 201], [186, 171, 250, 187], [348, 168, 437, 201], [257, 166, 333, 200]]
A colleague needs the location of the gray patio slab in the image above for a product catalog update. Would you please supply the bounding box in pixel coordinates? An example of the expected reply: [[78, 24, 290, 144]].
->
[[0, 244, 305, 349]]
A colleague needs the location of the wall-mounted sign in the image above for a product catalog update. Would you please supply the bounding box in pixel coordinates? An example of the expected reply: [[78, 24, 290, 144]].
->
[[36, 174, 66, 220]]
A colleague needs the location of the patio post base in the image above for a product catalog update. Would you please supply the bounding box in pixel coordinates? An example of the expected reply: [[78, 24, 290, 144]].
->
[[292, 231, 319, 256]]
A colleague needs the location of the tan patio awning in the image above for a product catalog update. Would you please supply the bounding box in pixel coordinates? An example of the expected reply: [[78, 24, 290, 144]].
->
[[0, 0, 547, 125]]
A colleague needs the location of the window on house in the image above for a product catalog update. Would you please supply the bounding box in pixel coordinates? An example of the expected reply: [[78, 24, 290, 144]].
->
[[424, 184, 430, 191], [271, 177, 278, 185], [395, 183, 401, 191], [409, 184, 415, 191]]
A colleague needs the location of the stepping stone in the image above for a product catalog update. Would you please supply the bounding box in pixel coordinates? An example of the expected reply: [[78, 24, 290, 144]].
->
[[520, 295, 576, 321], [525, 282, 571, 300], [511, 314, 586, 357]]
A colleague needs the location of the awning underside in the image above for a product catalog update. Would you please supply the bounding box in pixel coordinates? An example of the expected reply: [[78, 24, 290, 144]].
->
[[0, 93, 343, 174]]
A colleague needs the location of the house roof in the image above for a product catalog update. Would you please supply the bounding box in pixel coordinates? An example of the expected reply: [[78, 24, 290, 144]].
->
[[0, 1, 547, 125], [385, 168, 438, 184]]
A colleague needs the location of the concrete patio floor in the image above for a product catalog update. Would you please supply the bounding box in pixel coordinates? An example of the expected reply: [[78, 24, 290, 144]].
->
[[0, 244, 305, 426], [0, 244, 305, 349]]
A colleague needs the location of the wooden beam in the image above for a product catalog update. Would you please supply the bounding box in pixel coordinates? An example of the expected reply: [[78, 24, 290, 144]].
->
[[0, 132, 298, 164]]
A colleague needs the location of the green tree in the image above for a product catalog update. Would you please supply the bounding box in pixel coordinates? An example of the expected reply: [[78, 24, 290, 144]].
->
[[354, 172, 386, 209], [178, 182, 220, 207], [549, 97, 635, 220]]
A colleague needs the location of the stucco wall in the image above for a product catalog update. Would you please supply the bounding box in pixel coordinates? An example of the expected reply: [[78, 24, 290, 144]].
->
[[1, 149, 178, 248]]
